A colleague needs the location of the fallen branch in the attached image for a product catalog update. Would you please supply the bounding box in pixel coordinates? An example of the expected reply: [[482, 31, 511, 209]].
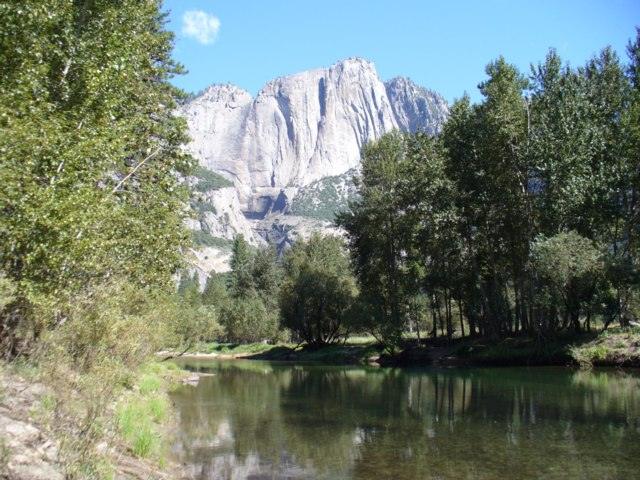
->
[[161, 343, 192, 361]]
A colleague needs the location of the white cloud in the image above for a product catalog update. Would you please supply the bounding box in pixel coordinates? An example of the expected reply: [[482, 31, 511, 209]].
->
[[182, 10, 220, 45]]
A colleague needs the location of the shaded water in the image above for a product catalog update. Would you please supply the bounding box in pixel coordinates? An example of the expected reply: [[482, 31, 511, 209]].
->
[[170, 360, 640, 480]]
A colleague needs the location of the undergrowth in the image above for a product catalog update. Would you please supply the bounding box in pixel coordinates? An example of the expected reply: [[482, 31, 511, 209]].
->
[[116, 362, 182, 460]]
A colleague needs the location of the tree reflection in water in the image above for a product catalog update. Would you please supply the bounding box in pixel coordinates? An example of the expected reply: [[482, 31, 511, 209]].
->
[[170, 360, 640, 480]]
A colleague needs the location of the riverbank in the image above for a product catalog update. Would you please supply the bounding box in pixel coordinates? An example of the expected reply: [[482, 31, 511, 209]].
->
[[399, 326, 640, 368], [173, 327, 640, 368], [0, 361, 189, 480], [167, 337, 384, 365]]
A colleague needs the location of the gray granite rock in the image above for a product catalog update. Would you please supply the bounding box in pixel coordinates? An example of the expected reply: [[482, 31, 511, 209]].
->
[[179, 58, 448, 276]]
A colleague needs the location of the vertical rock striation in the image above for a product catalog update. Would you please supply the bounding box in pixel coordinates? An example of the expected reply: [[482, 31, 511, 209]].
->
[[179, 58, 449, 273]]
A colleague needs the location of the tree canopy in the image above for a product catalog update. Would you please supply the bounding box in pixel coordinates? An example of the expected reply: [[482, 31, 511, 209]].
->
[[339, 31, 640, 345]]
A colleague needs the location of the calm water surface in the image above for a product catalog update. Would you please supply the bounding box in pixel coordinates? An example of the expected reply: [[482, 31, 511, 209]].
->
[[170, 360, 640, 480]]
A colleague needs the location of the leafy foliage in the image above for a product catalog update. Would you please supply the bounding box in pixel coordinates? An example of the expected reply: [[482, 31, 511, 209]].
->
[[192, 231, 234, 250], [221, 293, 280, 343], [340, 33, 640, 345], [531, 232, 605, 332], [229, 235, 255, 298], [280, 234, 358, 345], [0, 0, 195, 355], [290, 170, 359, 221], [0, 2, 205, 475]]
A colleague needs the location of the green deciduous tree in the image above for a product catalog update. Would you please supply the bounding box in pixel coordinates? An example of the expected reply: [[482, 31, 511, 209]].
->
[[531, 232, 604, 332], [222, 294, 279, 344], [0, 0, 193, 352], [279, 234, 358, 346], [337, 133, 415, 345]]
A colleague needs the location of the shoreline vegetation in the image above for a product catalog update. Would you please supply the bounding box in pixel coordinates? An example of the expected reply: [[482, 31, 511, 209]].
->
[[169, 326, 640, 369], [0, 360, 190, 480]]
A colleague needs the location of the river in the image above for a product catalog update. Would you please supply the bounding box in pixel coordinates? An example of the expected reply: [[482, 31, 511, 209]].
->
[[170, 360, 640, 479]]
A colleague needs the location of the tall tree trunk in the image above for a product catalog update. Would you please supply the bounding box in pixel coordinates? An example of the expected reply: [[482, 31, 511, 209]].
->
[[458, 299, 465, 337]]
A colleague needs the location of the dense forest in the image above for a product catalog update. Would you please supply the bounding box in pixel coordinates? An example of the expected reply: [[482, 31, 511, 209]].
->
[[339, 38, 640, 344], [183, 31, 640, 351]]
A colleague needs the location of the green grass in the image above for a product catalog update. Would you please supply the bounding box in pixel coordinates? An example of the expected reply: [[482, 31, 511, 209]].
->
[[147, 396, 168, 422], [117, 393, 167, 458], [451, 334, 583, 366], [193, 337, 382, 365], [569, 326, 640, 368], [343, 335, 378, 345], [444, 327, 640, 368], [138, 374, 162, 395], [196, 342, 280, 355], [190, 199, 217, 215], [116, 362, 183, 459], [193, 166, 233, 192], [286, 343, 382, 364], [192, 230, 234, 250]]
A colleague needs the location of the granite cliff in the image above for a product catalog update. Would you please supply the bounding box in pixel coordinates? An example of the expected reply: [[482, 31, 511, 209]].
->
[[179, 58, 448, 276]]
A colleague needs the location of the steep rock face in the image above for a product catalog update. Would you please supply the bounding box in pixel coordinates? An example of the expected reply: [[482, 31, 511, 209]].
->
[[180, 58, 447, 214], [180, 59, 449, 275], [243, 58, 397, 191], [385, 77, 449, 134], [198, 187, 262, 245], [182, 84, 253, 190]]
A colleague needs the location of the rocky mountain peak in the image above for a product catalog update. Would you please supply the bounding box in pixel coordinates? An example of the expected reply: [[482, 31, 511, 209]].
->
[[191, 83, 253, 107], [180, 59, 450, 276], [384, 76, 449, 134]]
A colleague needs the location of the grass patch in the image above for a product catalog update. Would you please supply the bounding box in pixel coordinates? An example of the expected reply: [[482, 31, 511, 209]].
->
[[452, 335, 580, 366], [116, 362, 184, 460], [569, 326, 640, 368], [190, 337, 381, 365], [428, 327, 640, 368], [193, 166, 233, 192], [138, 374, 162, 395], [190, 199, 217, 215], [192, 230, 234, 250], [196, 342, 280, 356], [290, 343, 382, 364], [117, 394, 166, 458]]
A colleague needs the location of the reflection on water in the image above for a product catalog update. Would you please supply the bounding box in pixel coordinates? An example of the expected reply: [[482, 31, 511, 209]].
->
[[170, 360, 640, 480]]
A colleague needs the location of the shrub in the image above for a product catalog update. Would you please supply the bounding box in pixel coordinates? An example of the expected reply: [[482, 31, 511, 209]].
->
[[280, 234, 358, 345], [34, 279, 172, 475], [167, 302, 224, 352], [192, 231, 234, 250], [192, 166, 233, 192], [0, 274, 16, 312], [221, 294, 279, 343]]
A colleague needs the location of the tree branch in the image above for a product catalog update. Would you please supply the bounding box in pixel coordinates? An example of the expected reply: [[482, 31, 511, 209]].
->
[[111, 147, 163, 194]]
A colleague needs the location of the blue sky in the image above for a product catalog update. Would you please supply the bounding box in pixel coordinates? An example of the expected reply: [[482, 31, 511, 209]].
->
[[163, 1, 639, 103]]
